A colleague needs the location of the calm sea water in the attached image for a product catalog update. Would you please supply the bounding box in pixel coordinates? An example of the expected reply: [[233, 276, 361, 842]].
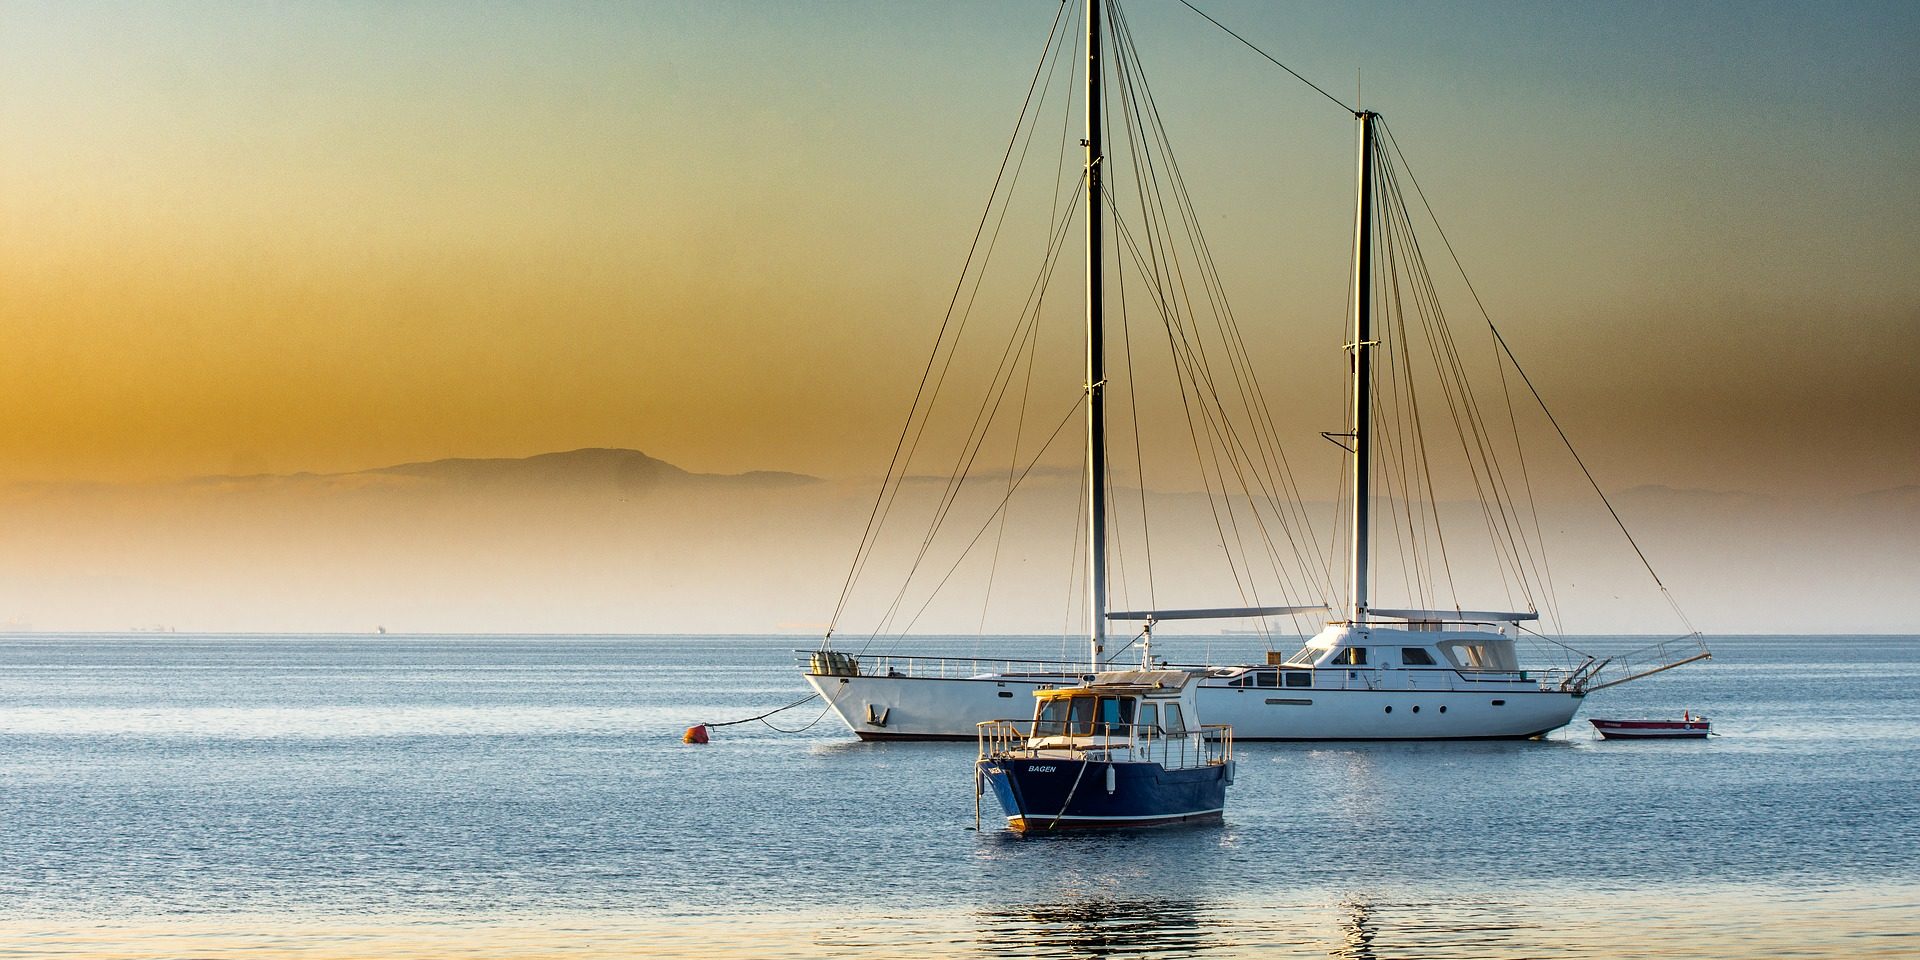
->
[[0, 633, 1914, 958]]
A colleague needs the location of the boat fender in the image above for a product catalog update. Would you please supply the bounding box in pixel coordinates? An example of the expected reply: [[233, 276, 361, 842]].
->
[[682, 724, 710, 744], [1105, 764, 1116, 795]]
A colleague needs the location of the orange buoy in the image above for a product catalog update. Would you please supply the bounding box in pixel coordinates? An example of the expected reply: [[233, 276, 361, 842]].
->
[[682, 724, 710, 744]]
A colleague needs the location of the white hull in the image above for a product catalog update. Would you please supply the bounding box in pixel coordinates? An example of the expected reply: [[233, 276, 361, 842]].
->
[[806, 670, 1582, 741]]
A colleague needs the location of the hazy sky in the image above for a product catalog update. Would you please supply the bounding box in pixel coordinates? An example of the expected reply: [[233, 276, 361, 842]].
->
[[3, 0, 1916, 497]]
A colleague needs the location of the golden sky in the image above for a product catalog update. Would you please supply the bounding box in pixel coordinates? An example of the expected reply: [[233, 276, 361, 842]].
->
[[2, 0, 1916, 497]]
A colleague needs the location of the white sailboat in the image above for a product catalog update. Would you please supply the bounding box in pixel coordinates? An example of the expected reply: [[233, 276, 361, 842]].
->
[[801, 0, 1706, 741]]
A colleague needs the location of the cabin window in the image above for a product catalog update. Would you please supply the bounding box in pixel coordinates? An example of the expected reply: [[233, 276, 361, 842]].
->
[[1096, 696, 1134, 732], [1283, 671, 1312, 688], [1255, 671, 1279, 688], [1069, 697, 1097, 733], [1401, 648, 1435, 666], [1036, 696, 1101, 736], [1162, 704, 1187, 737], [1034, 699, 1070, 736], [1138, 703, 1159, 738], [1228, 674, 1253, 688], [1332, 647, 1368, 666]]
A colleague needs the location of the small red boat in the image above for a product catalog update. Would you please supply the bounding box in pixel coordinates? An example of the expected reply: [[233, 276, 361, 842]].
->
[[1590, 713, 1710, 739]]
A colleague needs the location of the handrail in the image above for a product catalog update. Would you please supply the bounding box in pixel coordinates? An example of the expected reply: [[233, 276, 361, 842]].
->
[[977, 719, 1231, 770], [1568, 634, 1713, 693], [825, 649, 1571, 694], [801, 649, 1096, 680]]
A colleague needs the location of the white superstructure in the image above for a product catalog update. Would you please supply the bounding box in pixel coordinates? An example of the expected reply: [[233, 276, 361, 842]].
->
[[805, 616, 1583, 741]]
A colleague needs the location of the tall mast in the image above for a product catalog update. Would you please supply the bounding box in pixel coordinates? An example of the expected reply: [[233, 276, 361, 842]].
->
[[1085, 0, 1108, 671], [1347, 111, 1376, 625]]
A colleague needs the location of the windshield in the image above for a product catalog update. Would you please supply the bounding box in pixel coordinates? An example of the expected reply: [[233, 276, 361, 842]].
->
[[1034, 696, 1093, 736], [1033, 695, 1133, 736]]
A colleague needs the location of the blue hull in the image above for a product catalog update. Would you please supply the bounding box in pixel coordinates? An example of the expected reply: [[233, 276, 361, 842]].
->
[[977, 758, 1230, 831]]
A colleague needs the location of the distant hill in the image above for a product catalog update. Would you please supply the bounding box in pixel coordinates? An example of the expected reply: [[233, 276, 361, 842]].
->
[[363, 447, 818, 490], [1849, 484, 1920, 512], [186, 447, 820, 493]]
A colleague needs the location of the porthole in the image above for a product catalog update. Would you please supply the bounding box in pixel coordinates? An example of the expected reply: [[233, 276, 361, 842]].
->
[[1412, 705, 1421, 714], [1384, 706, 1393, 714], [1439, 706, 1447, 714], [1491, 699, 1506, 706]]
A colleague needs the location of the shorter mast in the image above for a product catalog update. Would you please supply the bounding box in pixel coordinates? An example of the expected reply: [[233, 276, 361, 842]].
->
[[1347, 111, 1376, 625]]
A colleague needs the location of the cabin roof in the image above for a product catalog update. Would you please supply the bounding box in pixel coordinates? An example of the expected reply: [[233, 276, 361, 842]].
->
[[1035, 669, 1195, 699], [1093, 669, 1194, 689]]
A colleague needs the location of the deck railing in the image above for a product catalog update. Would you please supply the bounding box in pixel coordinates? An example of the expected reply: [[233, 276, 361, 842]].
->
[[806, 649, 1562, 694], [977, 720, 1232, 771], [1562, 634, 1713, 693], [801, 649, 1091, 681]]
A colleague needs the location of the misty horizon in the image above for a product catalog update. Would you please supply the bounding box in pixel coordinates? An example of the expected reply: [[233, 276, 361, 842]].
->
[[0, 445, 1912, 637]]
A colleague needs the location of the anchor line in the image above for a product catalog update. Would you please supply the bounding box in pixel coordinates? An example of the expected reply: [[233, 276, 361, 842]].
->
[[702, 692, 821, 731], [1047, 755, 1098, 831], [758, 678, 860, 734], [755, 700, 835, 735]]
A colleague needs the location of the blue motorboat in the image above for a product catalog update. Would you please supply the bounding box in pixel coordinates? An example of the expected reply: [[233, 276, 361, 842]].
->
[[975, 670, 1234, 832]]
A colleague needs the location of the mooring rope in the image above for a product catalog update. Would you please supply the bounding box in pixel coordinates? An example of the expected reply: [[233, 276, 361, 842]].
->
[[698, 692, 821, 734]]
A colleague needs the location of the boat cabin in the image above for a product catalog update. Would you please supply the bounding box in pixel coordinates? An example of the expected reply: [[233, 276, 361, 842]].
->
[[1273, 620, 1525, 674], [1031, 669, 1197, 742], [979, 668, 1230, 774]]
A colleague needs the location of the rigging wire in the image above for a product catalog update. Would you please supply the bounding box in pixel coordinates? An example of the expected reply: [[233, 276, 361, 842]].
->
[[1172, 0, 1357, 116], [978, 0, 1085, 640], [869, 55, 1093, 636], [825, 0, 1073, 640], [897, 395, 1090, 635], [836, 0, 1353, 649], [1106, 4, 1333, 618], [1372, 138, 1528, 613], [828, 0, 1678, 656], [1377, 119, 1698, 636], [978, 303, 1046, 635], [873, 183, 1087, 638]]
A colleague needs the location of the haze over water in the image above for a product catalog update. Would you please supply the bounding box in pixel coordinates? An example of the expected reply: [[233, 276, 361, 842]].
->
[[2, 633, 1913, 958]]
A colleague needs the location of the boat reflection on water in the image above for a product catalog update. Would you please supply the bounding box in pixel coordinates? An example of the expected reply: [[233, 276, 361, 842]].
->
[[968, 893, 1611, 959], [973, 898, 1215, 959], [1334, 898, 1378, 960], [969, 896, 1404, 958], [10, 884, 1910, 959]]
